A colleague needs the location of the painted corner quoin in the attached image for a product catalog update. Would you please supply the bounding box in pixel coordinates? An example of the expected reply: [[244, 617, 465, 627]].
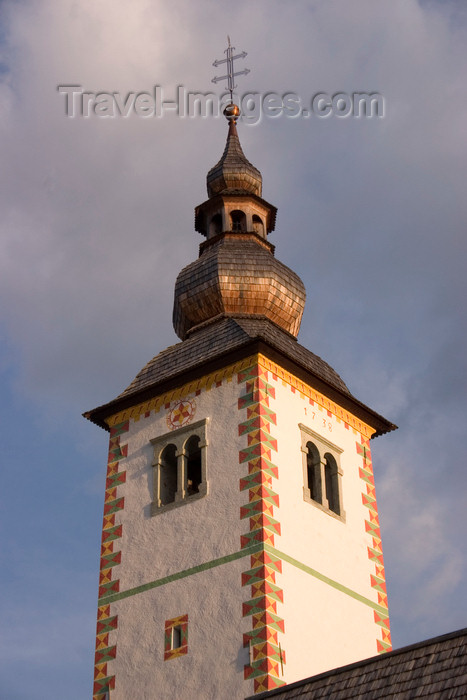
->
[[238, 360, 286, 694], [357, 436, 392, 653], [93, 420, 129, 700]]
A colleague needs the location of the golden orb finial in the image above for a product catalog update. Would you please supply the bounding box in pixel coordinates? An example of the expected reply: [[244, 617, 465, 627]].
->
[[223, 102, 241, 123]]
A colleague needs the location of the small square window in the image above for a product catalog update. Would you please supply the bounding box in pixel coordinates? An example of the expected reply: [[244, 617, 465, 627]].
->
[[164, 615, 188, 661], [172, 625, 182, 649]]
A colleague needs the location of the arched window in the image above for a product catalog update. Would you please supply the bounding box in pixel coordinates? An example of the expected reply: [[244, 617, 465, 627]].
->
[[324, 453, 340, 515], [185, 435, 201, 496], [209, 213, 223, 237], [160, 444, 177, 505], [300, 424, 345, 520], [230, 210, 246, 232], [151, 418, 209, 515], [306, 442, 322, 505], [252, 214, 264, 237]]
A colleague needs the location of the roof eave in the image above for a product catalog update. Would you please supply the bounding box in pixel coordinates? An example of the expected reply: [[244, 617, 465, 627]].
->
[[83, 336, 396, 437]]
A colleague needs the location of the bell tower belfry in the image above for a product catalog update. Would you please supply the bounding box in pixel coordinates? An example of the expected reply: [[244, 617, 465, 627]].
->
[[85, 98, 396, 699]]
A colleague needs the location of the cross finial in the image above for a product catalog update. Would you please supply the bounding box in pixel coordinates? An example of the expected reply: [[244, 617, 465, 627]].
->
[[212, 37, 249, 122]]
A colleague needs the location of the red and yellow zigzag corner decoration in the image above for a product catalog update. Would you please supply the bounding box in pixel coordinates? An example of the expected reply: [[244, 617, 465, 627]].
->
[[93, 419, 129, 700], [357, 436, 392, 654], [238, 361, 286, 694]]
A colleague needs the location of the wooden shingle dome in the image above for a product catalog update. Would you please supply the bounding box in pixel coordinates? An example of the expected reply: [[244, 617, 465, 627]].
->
[[173, 119, 306, 340], [206, 121, 262, 197], [173, 232, 306, 340]]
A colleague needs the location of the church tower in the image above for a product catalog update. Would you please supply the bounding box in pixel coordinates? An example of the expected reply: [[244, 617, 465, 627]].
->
[[85, 103, 395, 700]]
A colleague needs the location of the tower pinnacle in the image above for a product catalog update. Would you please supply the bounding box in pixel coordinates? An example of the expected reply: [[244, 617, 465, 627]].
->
[[206, 120, 262, 198], [173, 85, 306, 341]]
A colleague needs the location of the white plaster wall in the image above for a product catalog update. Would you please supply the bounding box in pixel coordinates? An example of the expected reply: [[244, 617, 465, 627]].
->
[[267, 375, 385, 680], [117, 379, 246, 593], [279, 561, 377, 684], [271, 377, 379, 604], [110, 378, 255, 699], [112, 558, 251, 700]]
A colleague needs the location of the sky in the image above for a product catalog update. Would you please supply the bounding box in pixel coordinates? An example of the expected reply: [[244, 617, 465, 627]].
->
[[1, 0, 466, 697]]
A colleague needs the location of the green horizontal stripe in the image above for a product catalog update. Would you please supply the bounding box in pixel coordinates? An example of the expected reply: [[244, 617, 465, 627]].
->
[[264, 544, 388, 616], [99, 544, 262, 605], [99, 543, 388, 616]]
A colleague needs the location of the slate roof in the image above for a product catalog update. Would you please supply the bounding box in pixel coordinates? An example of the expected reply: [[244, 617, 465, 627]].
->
[[247, 628, 467, 700], [84, 315, 396, 436]]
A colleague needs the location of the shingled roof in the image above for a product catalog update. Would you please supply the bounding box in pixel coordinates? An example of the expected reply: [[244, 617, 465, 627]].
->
[[206, 120, 263, 198], [246, 628, 467, 700], [173, 234, 306, 340], [84, 315, 396, 436], [120, 316, 347, 397]]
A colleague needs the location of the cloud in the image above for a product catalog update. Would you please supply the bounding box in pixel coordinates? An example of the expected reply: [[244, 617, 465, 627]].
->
[[378, 452, 465, 643]]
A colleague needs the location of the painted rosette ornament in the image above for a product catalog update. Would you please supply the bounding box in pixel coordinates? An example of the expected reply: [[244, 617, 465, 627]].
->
[[166, 399, 196, 430]]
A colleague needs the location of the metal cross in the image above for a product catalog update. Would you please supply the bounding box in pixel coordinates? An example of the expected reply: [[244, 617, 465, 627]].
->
[[212, 36, 250, 100]]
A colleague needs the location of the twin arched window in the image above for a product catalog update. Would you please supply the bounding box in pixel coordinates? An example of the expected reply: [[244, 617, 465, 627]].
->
[[159, 437, 201, 505], [151, 419, 208, 515], [300, 424, 344, 519], [307, 444, 340, 515]]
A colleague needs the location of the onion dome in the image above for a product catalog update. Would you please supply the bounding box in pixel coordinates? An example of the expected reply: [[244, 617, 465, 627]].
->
[[206, 120, 262, 198], [173, 233, 306, 340], [174, 110, 306, 341]]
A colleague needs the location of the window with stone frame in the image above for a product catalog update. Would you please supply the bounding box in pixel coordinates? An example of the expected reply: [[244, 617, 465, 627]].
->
[[164, 614, 188, 661], [299, 423, 345, 520], [150, 418, 209, 515]]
